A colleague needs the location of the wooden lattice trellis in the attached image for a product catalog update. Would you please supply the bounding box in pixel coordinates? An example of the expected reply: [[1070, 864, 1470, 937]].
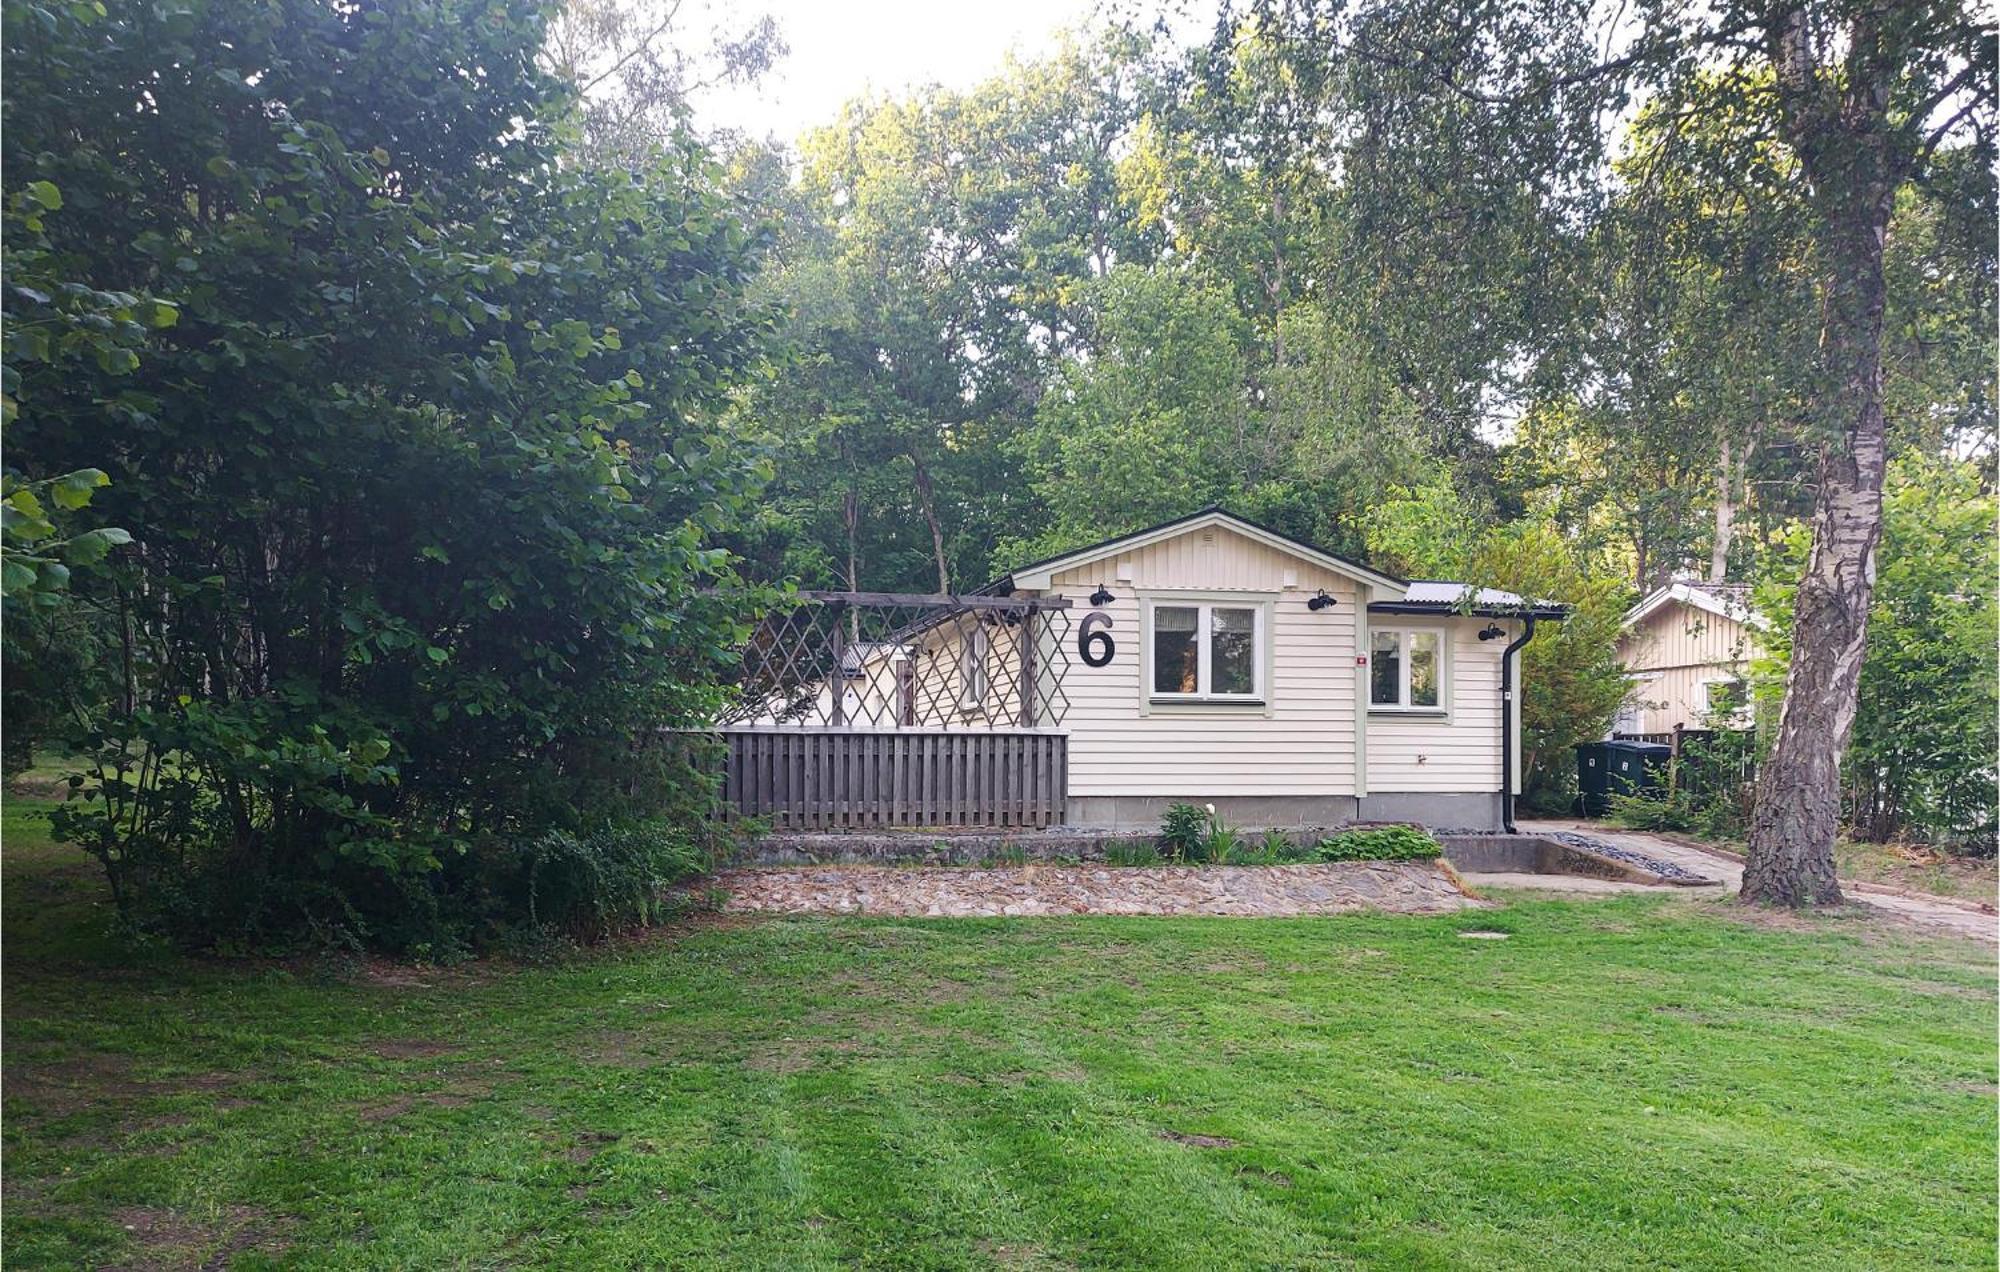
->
[[721, 591, 1076, 730]]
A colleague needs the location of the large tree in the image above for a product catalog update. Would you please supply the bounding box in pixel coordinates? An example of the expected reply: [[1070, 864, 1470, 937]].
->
[[4, 0, 772, 949], [1267, 0, 1992, 905]]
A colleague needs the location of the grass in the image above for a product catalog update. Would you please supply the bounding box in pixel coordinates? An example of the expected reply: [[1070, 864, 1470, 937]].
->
[[1834, 837, 1998, 903], [3, 798, 1996, 1269]]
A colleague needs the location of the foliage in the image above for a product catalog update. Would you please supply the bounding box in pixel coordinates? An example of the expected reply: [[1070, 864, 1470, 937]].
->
[[5, 0, 771, 951], [1102, 838, 1163, 867], [1755, 455, 1998, 848], [1367, 489, 1632, 809], [1314, 825, 1442, 863], [1221, 827, 1311, 866], [1606, 790, 1701, 835], [516, 821, 710, 941], [1158, 801, 1211, 862]]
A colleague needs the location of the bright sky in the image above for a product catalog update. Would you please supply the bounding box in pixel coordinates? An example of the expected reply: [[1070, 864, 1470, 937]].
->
[[692, 0, 1148, 144]]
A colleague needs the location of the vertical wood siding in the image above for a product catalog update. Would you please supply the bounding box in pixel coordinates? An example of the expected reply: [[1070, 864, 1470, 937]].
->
[[1616, 602, 1757, 733], [721, 729, 1068, 829]]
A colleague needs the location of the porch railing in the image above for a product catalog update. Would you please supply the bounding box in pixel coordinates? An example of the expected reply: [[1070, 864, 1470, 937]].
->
[[722, 727, 1068, 829]]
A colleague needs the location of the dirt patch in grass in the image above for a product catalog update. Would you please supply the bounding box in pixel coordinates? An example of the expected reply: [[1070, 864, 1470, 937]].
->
[[112, 1203, 291, 1269], [563, 1130, 621, 1165], [1235, 1165, 1293, 1187], [745, 1037, 872, 1075], [3, 1053, 252, 1121], [369, 1038, 461, 1061], [1158, 1130, 1238, 1148]]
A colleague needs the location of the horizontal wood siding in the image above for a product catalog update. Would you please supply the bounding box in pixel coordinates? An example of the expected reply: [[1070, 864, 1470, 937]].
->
[[722, 729, 1067, 829], [1365, 619, 1507, 793], [1049, 525, 1359, 796]]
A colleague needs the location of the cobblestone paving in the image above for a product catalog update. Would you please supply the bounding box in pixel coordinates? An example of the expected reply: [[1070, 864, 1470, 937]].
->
[[714, 862, 1483, 918]]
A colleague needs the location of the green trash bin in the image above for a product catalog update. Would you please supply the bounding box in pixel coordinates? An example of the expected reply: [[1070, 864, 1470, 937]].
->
[[1576, 739, 1673, 816]]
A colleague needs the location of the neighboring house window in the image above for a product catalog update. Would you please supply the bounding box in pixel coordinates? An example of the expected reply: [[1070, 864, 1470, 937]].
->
[[1148, 602, 1262, 700], [1698, 676, 1749, 726], [960, 624, 990, 708], [1370, 627, 1443, 710]]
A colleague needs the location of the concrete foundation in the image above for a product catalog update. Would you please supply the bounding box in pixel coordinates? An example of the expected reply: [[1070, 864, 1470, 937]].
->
[[1063, 794, 1361, 832], [1061, 791, 1505, 833], [1357, 792, 1505, 831]]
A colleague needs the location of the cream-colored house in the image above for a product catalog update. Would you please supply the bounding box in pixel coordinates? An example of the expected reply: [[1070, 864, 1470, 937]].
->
[[1614, 581, 1766, 735], [968, 509, 1563, 831]]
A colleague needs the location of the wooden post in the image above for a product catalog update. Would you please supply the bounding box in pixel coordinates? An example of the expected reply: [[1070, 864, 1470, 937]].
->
[[1018, 603, 1038, 728], [829, 602, 847, 726], [896, 655, 915, 727]]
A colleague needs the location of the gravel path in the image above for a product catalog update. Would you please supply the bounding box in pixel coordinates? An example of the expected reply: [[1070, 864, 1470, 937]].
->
[[714, 861, 1482, 918], [1519, 818, 1999, 944]]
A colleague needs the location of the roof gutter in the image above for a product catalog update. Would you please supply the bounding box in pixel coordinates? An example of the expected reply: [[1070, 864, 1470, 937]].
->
[[1367, 602, 1569, 620], [1499, 616, 1540, 833]]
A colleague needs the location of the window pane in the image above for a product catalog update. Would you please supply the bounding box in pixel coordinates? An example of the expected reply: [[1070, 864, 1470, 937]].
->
[[1410, 631, 1439, 707], [1371, 630, 1401, 705], [1211, 608, 1256, 695], [1154, 606, 1199, 694]]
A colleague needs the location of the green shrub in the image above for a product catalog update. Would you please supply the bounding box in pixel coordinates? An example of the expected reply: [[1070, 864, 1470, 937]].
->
[[514, 821, 710, 941], [1315, 825, 1443, 863], [1222, 828, 1313, 866], [1202, 821, 1240, 863], [1104, 839, 1161, 867], [1160, 803, 1209, 862], [1607, 790, 1699, 833]]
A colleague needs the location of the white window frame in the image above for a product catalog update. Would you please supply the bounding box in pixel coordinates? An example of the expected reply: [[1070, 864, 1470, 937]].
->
[[1367, 624, 1448, 713], [1144, 598, 1266, 704]]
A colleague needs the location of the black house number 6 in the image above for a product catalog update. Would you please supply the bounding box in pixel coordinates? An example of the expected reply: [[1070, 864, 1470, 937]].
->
[[1078, 611, 1116, 668]]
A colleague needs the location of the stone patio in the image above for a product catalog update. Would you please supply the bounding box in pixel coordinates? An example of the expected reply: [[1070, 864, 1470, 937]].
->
[[713, 861, 1483, 918]]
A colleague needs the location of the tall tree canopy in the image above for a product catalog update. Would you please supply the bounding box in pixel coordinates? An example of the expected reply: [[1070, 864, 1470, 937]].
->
[[3, 0, 773, 950]]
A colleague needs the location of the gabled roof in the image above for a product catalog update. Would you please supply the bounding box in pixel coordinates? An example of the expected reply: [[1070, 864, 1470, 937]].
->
[[988, 506, 1410, 595], [1624, 580, 1770, 632]]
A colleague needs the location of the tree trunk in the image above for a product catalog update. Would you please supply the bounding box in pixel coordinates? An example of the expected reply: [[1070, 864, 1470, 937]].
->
[[1741, 193, 1893, 907], [1708, 436, 1735, 582], [906, 449, 950, 593]]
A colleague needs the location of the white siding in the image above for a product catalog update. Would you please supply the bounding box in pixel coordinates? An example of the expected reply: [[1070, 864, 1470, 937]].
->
[[1616, 602, 1756, 733], [1045, 525, 1361, 796], [1365, 620, 1507, 793]]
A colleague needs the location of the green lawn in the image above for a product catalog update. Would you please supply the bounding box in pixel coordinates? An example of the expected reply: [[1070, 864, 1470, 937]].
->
[[3, 798, 1995, 1270]]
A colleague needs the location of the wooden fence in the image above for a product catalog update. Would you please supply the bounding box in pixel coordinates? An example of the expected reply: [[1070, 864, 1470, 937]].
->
[[721, 728, 1068, 829]]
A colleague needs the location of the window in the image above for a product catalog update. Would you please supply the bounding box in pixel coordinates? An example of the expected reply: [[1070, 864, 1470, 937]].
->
[[1370, 627, 1443, 710], [1149, 602, 1263, 701], [1698, 676, 1749, 725], [959, 625, 990, 708]]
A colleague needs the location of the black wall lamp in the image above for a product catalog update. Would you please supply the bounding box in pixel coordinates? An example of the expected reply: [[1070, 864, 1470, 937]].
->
[[1478, 623, 1506, 641], [1306, 589, 1336, 611], [1089, 584, 1115, 607]]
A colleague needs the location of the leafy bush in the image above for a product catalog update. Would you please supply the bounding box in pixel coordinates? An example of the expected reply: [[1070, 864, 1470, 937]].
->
[[1203, 821, 1241, 863], [1606, 789, 1700, 833], [514, 822, 711, 941], [1315, 825, 1443, 863], [1104, 839, 1161, 867], [1159, 803, 1210, 862], [9, 0, 772, 952], [1222, 829, 1315, 866]]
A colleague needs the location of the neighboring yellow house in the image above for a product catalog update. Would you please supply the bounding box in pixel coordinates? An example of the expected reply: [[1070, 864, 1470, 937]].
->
[[1615, 581, 1766, 735]]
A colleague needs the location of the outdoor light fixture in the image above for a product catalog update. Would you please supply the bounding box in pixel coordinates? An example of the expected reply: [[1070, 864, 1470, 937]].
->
[[1089, 584, 1115, 607], [1306, 590, 1336, 611], [1478, 623, 1506, 641]]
